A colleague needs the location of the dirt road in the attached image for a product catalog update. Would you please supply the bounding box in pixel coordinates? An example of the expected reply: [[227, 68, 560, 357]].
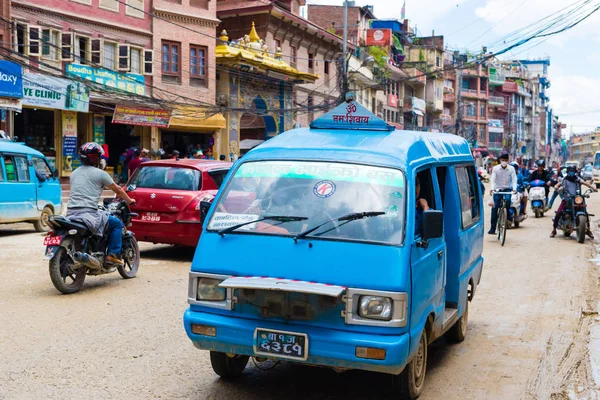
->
[[1, 193, 599, 399]]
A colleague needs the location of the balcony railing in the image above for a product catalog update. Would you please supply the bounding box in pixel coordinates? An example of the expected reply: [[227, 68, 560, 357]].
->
[[443, 85, 454, 94], [403, 67, 427, 84], [444, 70, 455, 80], [502, 81, 518, 93], [489, 73, 506, 86], [443, 93, 455, 102], [489, 96, 505, 106], [489, 141, 503, 150], [461, 89, 479, 98]]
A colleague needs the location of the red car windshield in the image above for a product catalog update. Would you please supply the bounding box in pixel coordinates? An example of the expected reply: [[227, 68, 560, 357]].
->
[[130, 166, 201, 191]]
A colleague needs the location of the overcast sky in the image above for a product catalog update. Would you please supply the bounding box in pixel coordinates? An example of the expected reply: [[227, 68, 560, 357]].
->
[[307, 0, 600, 134]]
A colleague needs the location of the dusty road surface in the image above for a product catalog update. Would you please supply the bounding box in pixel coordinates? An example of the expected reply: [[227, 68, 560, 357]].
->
[[1, 192, 600, 399]]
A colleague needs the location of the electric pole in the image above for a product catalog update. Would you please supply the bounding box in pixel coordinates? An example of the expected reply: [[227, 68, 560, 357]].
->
[[341, 0, 349, 95], [455, 60, 463, 137]]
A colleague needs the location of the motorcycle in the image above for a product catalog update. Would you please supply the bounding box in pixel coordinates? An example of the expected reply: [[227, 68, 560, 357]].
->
[[529, 179, 547, 218], [507, 190, 527, 228], [554, 188, 594, 243], [44, 199, 140, 294]]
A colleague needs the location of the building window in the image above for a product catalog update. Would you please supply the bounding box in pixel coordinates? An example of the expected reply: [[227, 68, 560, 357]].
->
[[291, 46, 297, 67], [162, 41, 180, 84], [130, 47, 141, 74], [479, 103, 486, 118], [14, 23, 27, 55], [103, 42, 117, 69], [190, 0, 209, 8], [274, 38, 281, 51], [74, 36, 90, 64], [190, 45, 207, 87], [126, 0, 145, 18], [324, 60, 330, 75], [99, 0, 118, 11], [436, 54, 441, 68], [308, 53, 314, 71], [41, 29, 60, 60]]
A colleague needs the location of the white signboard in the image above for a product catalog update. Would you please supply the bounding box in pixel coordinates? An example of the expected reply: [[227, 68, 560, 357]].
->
[[22, 73, 89, 112], [208, 213, 259, 230]]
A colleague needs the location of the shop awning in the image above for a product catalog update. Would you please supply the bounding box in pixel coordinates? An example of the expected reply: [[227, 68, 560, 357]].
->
[[167, 106, 226, 132]]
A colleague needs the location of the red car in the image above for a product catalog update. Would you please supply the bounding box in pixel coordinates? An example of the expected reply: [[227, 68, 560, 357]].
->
[[126, 159, 231, 247]]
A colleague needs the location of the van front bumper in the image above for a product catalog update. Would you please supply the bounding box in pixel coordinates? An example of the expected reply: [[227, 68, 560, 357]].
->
[[183, 309, 409, 374]]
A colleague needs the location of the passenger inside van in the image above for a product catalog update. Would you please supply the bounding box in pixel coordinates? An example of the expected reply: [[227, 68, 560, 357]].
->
[[415, 173, 432, 237]]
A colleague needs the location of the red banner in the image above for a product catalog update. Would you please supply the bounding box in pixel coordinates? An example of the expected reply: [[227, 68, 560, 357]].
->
[[112, 105, 171, 127], [388, 94, 398, 107], [366, 29, 392, 46]]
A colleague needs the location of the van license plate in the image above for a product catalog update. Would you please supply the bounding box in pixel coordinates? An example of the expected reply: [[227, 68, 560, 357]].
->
[[254, 329, 308, 361], [141, 212, 160, 222]]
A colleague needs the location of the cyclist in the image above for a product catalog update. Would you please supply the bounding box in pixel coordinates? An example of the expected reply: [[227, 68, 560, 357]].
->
[[488, 153, 517, 235]]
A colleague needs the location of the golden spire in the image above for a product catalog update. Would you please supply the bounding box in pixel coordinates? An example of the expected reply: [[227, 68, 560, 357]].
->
[[249, 21, 260, 43]]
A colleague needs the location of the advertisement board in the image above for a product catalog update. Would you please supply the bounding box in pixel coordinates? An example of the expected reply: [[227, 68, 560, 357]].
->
[[66, 64, 146, 96], [366, 29, 392, 46], [112, 105, 171, 127], [0, 61, 23, 98], [22, 74, 89, 112]]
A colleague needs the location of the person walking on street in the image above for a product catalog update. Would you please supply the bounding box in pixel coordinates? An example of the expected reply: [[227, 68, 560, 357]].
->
[[488, 153, 517, 235], [127, 149, 144, 178]]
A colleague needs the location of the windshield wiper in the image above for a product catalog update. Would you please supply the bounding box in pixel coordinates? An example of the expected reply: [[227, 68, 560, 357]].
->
[[217, 215, 308, 236], [294, 211, 385, 242]]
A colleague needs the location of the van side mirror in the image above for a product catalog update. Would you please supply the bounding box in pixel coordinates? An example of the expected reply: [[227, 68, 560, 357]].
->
[[52, 169, 59, 179], [421, 210, 443, 241], [200, 200, 212, 222]]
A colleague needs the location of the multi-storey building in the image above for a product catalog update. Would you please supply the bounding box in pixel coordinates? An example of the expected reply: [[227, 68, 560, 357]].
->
[[458, 60, 489, 147], [441, 51, 456, 132]]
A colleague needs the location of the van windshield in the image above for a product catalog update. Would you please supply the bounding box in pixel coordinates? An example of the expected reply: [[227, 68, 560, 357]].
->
[[207, 160, 406, 245], [130, 166, 201, 191]]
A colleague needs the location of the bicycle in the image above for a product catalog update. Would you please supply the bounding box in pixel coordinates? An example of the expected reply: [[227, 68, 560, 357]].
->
[[494, 190, 514, 246]]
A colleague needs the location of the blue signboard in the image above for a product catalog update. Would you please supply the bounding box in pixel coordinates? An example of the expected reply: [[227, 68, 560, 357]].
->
[[310, 92, 394, 131], [66, 64, 146, 96], [0, 61, 23, 98]]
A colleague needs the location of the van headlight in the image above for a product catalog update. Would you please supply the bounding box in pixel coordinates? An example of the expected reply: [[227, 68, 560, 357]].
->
[[358, 296, 393, 320], [197, 278, 226, 301]]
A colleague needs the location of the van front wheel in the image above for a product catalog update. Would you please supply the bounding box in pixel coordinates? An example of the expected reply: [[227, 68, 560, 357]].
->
[[393, 330, 427, 399], [210, 351, 249, 378], [34, 207, 52, 232]]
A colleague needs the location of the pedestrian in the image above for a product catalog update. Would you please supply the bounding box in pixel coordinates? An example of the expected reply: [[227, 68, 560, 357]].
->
[[219, 154, 226, 161], [161, 141, 171, 159], [488, 153, 517, 235], [205, 148, 215, 160], [193, 150, 203, 159], [171, 150, 180, 160], [140, 148, 151, 162], [128, 149, 144, 178]]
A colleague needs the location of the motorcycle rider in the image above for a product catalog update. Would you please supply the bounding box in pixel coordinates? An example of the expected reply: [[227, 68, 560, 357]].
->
[[488, 153, 517, 235], [511, 161, 527, 216], [529, 159, 553, 208], [67, 143, 136, 266], [550, 165, 597, 238]]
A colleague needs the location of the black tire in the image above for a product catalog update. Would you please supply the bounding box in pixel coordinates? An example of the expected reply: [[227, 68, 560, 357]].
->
[[564, 230, 572, 237], [534, 209, 541, 218], [513, 218, 520, 228], [447, 301, 469, 343], [393, 329, 427, 399], [34, 207, 52, 232], [499, 208, 507, 246], [49, 247, 85, 294], [209, 351, 249, 378], [577, 215, 587, 244], [596, 183, 600, 189], [118, 237, 140, 279]]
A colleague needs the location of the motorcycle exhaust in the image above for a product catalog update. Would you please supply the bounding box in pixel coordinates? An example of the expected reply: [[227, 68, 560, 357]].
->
[[73, 251, 103, 270]]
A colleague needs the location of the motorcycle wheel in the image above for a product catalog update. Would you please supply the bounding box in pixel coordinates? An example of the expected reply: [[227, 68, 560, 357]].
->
[[118, 237, 140, 279], [564, 230, 572, 237], [534, 209, 541, 218], [49, 247, 86, 294], [576, 216, 587, 244]]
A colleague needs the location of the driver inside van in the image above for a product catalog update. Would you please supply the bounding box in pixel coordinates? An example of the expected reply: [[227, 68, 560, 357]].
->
[[415, 175, 430, 236]]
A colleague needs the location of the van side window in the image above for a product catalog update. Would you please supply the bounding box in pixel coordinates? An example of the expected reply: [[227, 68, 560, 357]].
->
[[33, 157, 52, 177], [456, 166, 480, 228], [5, 156, 30, 182], [0, 158, 4, 182], [415, 169, 436, 237]]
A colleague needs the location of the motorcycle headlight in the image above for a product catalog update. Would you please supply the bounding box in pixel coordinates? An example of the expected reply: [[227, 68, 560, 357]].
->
[[575, 196, 584, 205], [197, 278, 226, 301], [358, 296, 393, 321]]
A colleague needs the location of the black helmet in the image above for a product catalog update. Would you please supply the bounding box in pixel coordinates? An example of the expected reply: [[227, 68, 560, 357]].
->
[[499, 152, 509, 160], [536, 159, 545, 168], [79, 142, 104, 166], [567, 165, 577, 173]]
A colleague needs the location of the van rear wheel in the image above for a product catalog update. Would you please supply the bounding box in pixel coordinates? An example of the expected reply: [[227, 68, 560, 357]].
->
[[34, 207, 52, 232], [393, 330, 427, 399], [210, 351, 249, 378]]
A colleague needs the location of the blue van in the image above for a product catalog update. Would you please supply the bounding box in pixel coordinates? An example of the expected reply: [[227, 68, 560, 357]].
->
[[0, 139, 62, 231], [183, 96, 484, 399]]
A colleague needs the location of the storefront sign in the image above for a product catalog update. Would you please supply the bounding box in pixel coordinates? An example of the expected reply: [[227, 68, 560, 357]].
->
[[112, 105, 171, 127], [93, 115, 105, 144], [0, 97, 22, 112], [66, 64, 146, 96], [309, 95, 393, 131], [62, 111, 78, 171], [388, 94, 398, 108], [23, 74, 89, 112], [366, 29, 392, 46], [411, 97, 426, 113], [0, 61, 23, 98]]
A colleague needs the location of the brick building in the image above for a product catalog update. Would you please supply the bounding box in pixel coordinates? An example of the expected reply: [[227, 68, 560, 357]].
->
[[151, 0, 226, 159]]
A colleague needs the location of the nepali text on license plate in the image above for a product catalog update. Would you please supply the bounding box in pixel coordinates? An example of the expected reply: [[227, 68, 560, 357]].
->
[[141, 212, 160, 222], [254, 329, 308, 361], [43, 235, 62, 246]]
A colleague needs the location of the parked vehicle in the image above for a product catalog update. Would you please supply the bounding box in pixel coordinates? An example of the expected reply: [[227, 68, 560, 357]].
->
[[125, 159, 231, 247], [554, 188, 594, 243], [529, 179, 547, 218], [183, 98, 484, 399], [44, 199, 139, 294], [593, 151, 600, 188], [581, 164, 593, 181], [0, 139, 61, 231]]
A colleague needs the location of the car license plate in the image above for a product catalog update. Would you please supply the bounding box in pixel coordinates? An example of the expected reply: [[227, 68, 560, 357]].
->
[[141, 212, 160, 222], [43, 235, 62, 246], [254, 329, 308, 361], [44, 246, 59, 260]]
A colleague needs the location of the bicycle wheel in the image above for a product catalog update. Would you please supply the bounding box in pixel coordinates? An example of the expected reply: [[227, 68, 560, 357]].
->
[[499, 207, 508, 246]]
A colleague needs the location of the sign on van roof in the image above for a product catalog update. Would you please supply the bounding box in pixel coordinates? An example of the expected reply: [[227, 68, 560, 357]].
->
[[309, 92, 395, 131]]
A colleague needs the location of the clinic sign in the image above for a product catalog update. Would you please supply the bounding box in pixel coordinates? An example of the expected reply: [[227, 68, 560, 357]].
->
[[0, 61, 23, 98], [66, 64, 146, 96], [22, 74, 89, 112]]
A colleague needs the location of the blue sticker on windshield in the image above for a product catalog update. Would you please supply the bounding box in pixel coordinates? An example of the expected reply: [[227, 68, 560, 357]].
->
[[390, 191, 403, 198], [314, 180, 336, 198]]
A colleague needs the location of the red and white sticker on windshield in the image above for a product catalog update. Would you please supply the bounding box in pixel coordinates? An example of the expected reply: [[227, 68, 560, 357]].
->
[[313, 180, 336, 198]]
